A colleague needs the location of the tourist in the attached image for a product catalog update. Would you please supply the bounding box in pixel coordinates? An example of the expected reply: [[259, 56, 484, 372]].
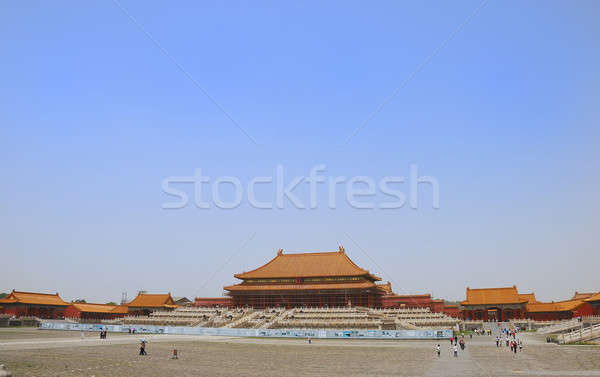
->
[[453, 344, 458, 357], [496, 336, 499, 347], [513, 341, 517, 354], [81, 330, 84, 340], [519, 340, 523, 352], [436, 344, 441, 358], [450, 336, 453, 345], [307, 336, 311, 344], [139, 338, 147, 355]]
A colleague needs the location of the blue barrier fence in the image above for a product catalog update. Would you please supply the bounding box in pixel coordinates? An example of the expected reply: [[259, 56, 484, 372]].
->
[[40, 322, 452, 340]]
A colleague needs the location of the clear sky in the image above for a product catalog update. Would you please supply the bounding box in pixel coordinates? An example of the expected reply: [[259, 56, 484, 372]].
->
[[1, 1, 598, 304]]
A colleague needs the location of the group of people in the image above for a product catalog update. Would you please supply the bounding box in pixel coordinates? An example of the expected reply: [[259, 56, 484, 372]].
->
[[99, 329, 107, 339], [473, 328, 492, 336], [435, 343, 461, 358], [495, 327, 523, 354], [441, 334, 467, 358]]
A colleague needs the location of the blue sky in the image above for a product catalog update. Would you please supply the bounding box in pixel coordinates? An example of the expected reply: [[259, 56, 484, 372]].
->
[[1, 1, 599, 303]]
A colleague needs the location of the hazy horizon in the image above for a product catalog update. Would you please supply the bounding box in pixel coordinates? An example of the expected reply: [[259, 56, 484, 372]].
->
[[1, 1, 599, 305]]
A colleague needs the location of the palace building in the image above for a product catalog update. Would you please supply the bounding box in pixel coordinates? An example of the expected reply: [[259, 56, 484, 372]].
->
[[460, 286, 530, 321], [125, 292, 177, 316], [585, 292, 600, 314], [0, 290, 69, 318], [221, 246, 449, 310], [64, 302, 128, 320], [525, 298, 594, 321], [224, 247, 385, 308]]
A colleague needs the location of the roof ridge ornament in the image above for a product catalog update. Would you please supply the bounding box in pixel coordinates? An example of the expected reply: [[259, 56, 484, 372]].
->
[[338, 245, 345, 253], [277, 248, 283, 256]]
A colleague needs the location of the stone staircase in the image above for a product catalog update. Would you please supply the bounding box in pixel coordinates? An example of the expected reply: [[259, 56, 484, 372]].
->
[[223, 310, 258, 328]]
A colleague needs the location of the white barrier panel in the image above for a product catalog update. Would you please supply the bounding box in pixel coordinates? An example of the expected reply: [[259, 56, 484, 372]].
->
[[40, 322, 452, 339]]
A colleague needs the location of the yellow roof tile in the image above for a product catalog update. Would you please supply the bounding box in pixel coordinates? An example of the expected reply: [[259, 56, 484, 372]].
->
[[234, 247, 380, 280], [461, 286, 526, 306]]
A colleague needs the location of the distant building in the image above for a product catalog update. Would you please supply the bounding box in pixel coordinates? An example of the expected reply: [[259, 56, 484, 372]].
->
[[173, 297, 192, 306], [64, 303, 128, 320], [460, 286, 600, 321], [193, 297, 232, 307], [526, 298, 594, 321], [460, 286, 528, 321], [125, 292, 177, 315], [585, 293, 600, 314], [0, 290, 68, 318]]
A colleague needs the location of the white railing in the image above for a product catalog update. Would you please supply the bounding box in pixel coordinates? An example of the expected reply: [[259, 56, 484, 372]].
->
[[559, 323, 600, 344]]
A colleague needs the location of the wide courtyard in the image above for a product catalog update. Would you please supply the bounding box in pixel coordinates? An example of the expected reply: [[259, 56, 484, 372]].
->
[[0, 328, 599, 376]]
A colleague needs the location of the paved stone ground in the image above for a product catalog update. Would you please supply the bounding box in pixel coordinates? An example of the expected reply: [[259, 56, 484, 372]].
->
[[0, 328, 599, 376]]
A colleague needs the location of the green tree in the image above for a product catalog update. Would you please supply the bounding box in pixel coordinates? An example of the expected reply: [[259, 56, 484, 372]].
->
[[0, 293, 8, 299], [73, 299, 86, 303], [106, 302, 117, 305]]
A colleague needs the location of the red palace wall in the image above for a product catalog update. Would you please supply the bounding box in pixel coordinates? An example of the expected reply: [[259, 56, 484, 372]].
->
[[574, 302, 596, 317], [1, 305, 66, 319], [380, 294, 437, 309], [64, 306, 82, 319], [442, 305, 460, 318], [194, 297, 233, 308], [527, 311, 573, 321]]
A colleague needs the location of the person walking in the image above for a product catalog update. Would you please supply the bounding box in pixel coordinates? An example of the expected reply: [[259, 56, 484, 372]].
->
[[519, 340, 523, 352], [436, 344, 441, 358], [453, 344, 458, 357], [139, 338, 147, 356]]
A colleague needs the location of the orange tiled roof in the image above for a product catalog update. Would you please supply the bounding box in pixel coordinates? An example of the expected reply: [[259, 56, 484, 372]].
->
[[70, 303, 126, 314], [225, 281, 377, 292], [518, 293, 537, 304], [234, 247, 381, 280], [111, 305, 130, 314], [526, 299, 586, 313], [584, 292, 600, 302], [127, 293, 175, 308], [461, 286, 526, 306], [0, 290, 68, 306], [572, 292, 595, 300]]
